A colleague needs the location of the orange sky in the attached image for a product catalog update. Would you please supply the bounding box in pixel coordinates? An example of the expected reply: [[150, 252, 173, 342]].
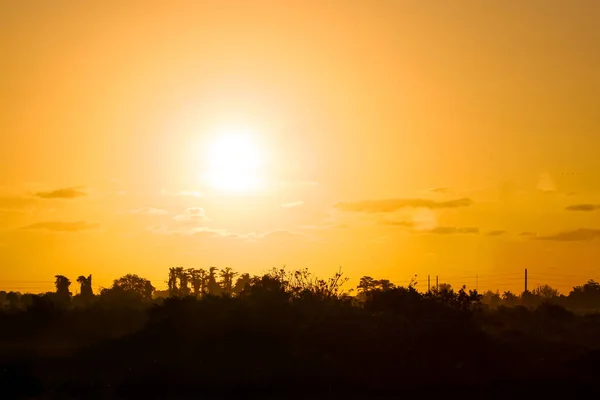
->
[[2, 1, 600, 294]]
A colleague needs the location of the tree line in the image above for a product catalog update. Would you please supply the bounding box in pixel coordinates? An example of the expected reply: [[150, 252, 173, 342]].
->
[[2, 266, 600, 397], [2, 268, 600, 312]]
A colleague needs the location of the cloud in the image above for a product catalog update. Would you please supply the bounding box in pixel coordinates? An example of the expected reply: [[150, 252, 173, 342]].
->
[[536, 229, 600, 242], [429, 187, 452, 194], [333, 197, 473, 213], [379, 210, 437, 231], [299, 223, 348, 230], [34, 186, 87, 199], [149, 225, 249, 239], [22, 221, 99, 232], [148, 225, 170, 235], [173, 207, 206, 221], [149, 224, 306, 243], [565, 204, 600, 212], [130, 207, 169, 215], [190, 226, 239, 238], [380, 220, 414, 227], [486, 230, 507, 236], [427, 226, 479, 235], [281, 201, 304, 208], [518, 232, 537, 238], [191, 228, 304, 241]]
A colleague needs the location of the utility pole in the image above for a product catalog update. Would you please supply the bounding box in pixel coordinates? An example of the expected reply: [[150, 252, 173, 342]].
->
[[427, 275, 431, 292], [476, 273, 478, 291], [524, 268, 528, 293], [436, 275, 439, 291]]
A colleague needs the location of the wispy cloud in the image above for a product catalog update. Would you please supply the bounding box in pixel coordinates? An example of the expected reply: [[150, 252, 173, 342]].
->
[[379, 224, 480, 235], [486, 230, 507, 237], [378, 210, 437, 231], [565, 204, 600, 212], [379, 220, 414, 227], [130, 207, 169, 215], [536, 229, 600, 242], [299, 223, 348, 230], [427, 226, 479, 235], [22, 221, 99, 232], [149, 225, 207, 236], [149, 225, 306, 242], [34, 186, 87, 199], [149, 225, 235, 238], [429, 187, 452, 194], [518, 232, 537, 238], [334, 197, 473, 213], [173, 207, 206, 222], [189, 226, 241, 238], [281, 201, 304, 208]]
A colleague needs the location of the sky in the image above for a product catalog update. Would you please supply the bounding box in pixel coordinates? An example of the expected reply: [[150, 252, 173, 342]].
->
[[1, 0, 600, 294]]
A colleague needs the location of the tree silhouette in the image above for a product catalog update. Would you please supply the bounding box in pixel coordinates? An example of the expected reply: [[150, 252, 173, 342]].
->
[[206, 267, 222, 295], [77, 274, 94, 301], [482, 290, 501, 309], [521, 290, 539, 308], [219, 267, 238, 295], [5, 291, 20, 309], [502, 290, 518, 306], [569, 279, 600, 309], [357, 276, 377, 295], [437, 282, 452, 293], [175, 267, 190, 296], [532, 284, 559, 300], [310, 267, 350, 299], [456, 285, 482, 310], [188, 268, 207, 297], [102, 274, 154, 302], [167, 267, 178, 297], [54, 275, 72, 306], [357, 276, 396, 300], [233, 273, 251, 295], [377, 279, 395, 291]]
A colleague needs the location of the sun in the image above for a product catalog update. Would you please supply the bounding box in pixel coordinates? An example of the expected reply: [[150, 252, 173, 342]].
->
[[204, 128, 263, 192]]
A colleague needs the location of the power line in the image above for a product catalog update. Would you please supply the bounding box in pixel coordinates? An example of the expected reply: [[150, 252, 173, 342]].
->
[[433, 272, 521, 280]]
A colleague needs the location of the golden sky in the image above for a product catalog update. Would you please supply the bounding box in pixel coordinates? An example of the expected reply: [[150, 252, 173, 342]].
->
[[2, 1, 600, 294]]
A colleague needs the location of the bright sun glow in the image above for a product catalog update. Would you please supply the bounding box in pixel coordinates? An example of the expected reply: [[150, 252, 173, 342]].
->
[[204, 128, 263, 192]]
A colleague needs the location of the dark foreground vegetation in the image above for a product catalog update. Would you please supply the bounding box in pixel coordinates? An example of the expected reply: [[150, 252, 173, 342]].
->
[[2, 268, 600, 399]]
